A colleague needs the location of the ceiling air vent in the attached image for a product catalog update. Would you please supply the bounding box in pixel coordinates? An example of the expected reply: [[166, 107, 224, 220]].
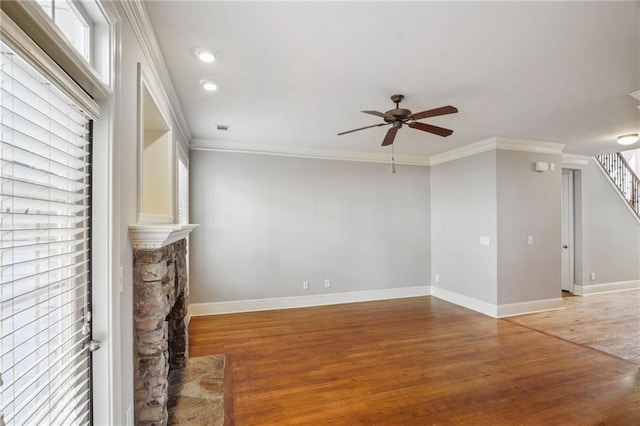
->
[[216, 124, 230, 132]]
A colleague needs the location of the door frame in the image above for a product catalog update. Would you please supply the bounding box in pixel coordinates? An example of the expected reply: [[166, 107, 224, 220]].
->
[[561, 169, 575, 293]]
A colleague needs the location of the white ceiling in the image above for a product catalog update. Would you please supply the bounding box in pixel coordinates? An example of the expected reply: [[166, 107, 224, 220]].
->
[[145, 1, 640, 159]]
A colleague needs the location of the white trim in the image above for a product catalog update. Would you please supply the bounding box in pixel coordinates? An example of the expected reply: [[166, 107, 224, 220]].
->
[[495, 137, 565, 155], [430, 286, 498, 318], [0, 0, 110, 103], [120, 0, 191, 145], [429, 137, 565, 166], [496, 298, 564, 318], [561, 170, 575, 293], [561, 154, 590, 168], [593, 157, 640, 225], [188, 286, 430, 317], [91, 4, 121, 423], [129, 224, 199, 249], [631, 90, 640, 101], [190, 139, 432, 166], [177, 137, 190, 166], [190, 137, 566, 167], [0, 10, 101, 118], [574, 280, 640, 295], [429, 137, 498, 165]]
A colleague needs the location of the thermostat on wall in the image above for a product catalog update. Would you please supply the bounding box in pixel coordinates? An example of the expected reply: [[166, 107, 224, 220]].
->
[[535, 161, 549, 172]]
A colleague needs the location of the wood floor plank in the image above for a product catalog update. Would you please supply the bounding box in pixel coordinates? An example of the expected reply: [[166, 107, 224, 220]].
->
[[189, 295, 640, 425], [507, 289, 640, 363]]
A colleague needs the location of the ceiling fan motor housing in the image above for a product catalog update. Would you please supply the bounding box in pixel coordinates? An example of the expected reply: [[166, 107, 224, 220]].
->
[[384, 108, 412, 122]]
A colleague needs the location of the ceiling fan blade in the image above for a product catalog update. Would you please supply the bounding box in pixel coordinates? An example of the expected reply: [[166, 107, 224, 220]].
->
[[337, 122, 388, 136], [381, 126, 399, 146], [410, 105, 458, 121], [362, 110, 393, 119], [408, 121, 454, 137]]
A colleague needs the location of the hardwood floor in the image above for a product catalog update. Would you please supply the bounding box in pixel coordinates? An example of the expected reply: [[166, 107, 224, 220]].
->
[[189, 294, 640, 425], [507, 289, 640, 364]]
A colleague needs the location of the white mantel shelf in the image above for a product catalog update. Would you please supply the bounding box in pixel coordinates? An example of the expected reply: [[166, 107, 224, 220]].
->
[[129, 224, 199, 249]]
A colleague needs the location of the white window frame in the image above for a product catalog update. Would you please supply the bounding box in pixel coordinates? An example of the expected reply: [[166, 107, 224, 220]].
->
[[177, 143, 189, 225], [0, 1, 120, 424], [37, 0, 92, 62]]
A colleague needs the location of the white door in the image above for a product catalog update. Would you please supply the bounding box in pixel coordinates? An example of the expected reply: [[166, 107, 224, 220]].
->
[[0, 41, 94, 425], [561, 171, 574, 292]]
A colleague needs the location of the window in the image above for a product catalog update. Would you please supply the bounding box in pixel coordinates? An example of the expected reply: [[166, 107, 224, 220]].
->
[[178, 157, 189, 225], [36, 0, 91, 62], [0, 40, 92, 425], [31, 0, 111, 86]]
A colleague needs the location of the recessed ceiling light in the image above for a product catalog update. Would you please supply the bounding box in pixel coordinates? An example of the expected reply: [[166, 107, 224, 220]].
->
[[617, 133, 639, 145], [195, 49, 216, 63], [200, 79, 218, 92]]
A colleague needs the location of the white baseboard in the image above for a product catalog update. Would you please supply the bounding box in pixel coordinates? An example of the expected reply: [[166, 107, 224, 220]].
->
[[430, 287, 564, 318], [189, 286, 431, 316], [430, 286, 498, 318], [574, 280, 640, 296], [496, 298, 563, 318]]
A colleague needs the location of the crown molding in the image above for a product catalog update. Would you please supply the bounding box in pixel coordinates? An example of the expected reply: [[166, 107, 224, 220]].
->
[[190, 139, 432, 166], [428, 137, 498, 165], [495, 137, 565, 154], [561, 154, 590, 168], [429, 137, 565, 166], [191, 137, 566, 167], [119, 0, 192, 145]]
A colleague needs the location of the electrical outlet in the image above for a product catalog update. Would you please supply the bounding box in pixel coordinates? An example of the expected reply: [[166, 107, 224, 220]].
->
[[590, 272, 596, 281], [435, 274, 440, 283], [527, 235, 534, 245], [303, 281, 309, 290], [324, 279, 331, 288]]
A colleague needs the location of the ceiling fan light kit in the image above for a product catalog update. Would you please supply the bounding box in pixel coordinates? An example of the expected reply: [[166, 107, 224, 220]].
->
[[338, 94, 458, 147]]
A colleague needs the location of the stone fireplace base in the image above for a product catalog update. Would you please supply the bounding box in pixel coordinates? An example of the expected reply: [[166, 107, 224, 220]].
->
[[168, 355, 225, 425], [133, 238, 189, 425]]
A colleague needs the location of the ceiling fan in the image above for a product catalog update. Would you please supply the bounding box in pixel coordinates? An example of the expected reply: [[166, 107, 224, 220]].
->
[[338, 94, 458, 146]]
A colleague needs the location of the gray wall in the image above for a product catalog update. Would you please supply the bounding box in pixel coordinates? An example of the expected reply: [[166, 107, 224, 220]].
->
[[579, 159, 640, 285], [189, 151, 431, 302], [431, 149, 563, 306], [431, 151, 498, 304], [496, 151, 562, 304]]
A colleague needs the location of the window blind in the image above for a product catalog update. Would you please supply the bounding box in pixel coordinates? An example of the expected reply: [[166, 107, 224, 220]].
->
[[178, 158, 188, 225], [0, 40, 92, 425]]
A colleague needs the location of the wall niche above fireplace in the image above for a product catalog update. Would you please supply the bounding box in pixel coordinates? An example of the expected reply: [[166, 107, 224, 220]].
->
[[137, 63, 175, 225]]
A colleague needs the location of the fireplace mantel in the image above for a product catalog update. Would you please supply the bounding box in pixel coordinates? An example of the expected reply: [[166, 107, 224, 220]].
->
[[129, 223, 199, 249]]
